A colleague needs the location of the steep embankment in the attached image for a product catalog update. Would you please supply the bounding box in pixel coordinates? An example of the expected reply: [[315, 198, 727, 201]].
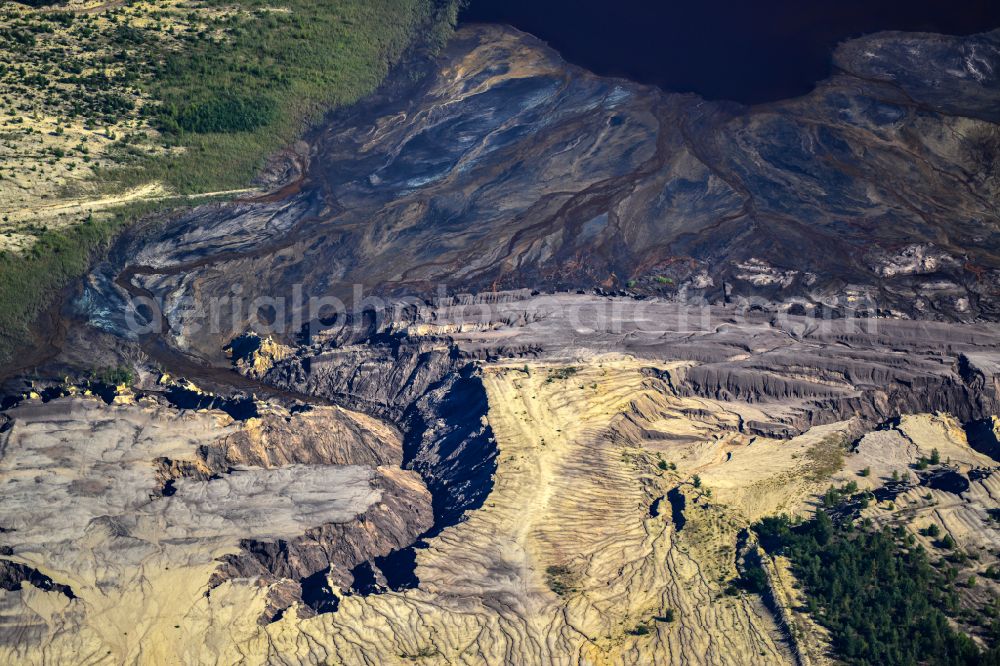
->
[[0, 390, 432, 663], [240, 358, 799, 664], [96, 24, 1000, 367], [3, 292, 1000, 663], [199, 293, 999, 662]]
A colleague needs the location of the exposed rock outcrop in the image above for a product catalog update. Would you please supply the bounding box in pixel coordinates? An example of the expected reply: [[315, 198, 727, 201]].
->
[[255, 295, 1000, 441]]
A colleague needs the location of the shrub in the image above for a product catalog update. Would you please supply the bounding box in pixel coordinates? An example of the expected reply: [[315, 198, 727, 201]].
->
[[92, 365, 134, 386], [171, 93, 277, 134]]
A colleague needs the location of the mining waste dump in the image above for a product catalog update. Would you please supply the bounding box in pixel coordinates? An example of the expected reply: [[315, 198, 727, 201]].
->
[[1, 20, 1000, 666]]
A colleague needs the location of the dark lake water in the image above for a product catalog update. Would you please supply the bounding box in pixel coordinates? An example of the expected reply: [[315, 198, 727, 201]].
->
[[461, 0, 1000, 104]]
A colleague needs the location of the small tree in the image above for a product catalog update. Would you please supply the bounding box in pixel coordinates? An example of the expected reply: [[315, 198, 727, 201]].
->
[[929, 448, 941, 465], [692, 475, 702, 489]]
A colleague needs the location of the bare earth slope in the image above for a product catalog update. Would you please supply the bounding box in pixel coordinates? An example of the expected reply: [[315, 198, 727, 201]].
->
[[4, 293, 1000, 664], [1, 23, 1000, 666], [87, 24, 1000, 365]]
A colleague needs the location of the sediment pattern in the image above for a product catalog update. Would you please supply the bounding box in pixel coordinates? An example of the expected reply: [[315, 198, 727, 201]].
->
[[94, 25, 1000, 362], [0, 394, 431, 663]]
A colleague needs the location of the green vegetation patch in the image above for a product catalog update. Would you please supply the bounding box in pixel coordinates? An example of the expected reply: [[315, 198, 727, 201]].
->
[[750, 512, 1000, 665], [804, 434, 850, 481], [545, 564, 577, 596], [126, 0, 464, 193], [545, 366, 579, 382], [0, 199, 187, 366], [172, 93, 277, 134], [0, 214, 120, 357]]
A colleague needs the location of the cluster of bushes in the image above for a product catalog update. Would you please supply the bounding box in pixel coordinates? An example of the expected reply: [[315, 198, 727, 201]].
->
[[0, 28, 36, 47], [545, 565, 576, 596], [163, 93, 276, 134], [750, 511, 999, 665], [90, 365, 135, 387]]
